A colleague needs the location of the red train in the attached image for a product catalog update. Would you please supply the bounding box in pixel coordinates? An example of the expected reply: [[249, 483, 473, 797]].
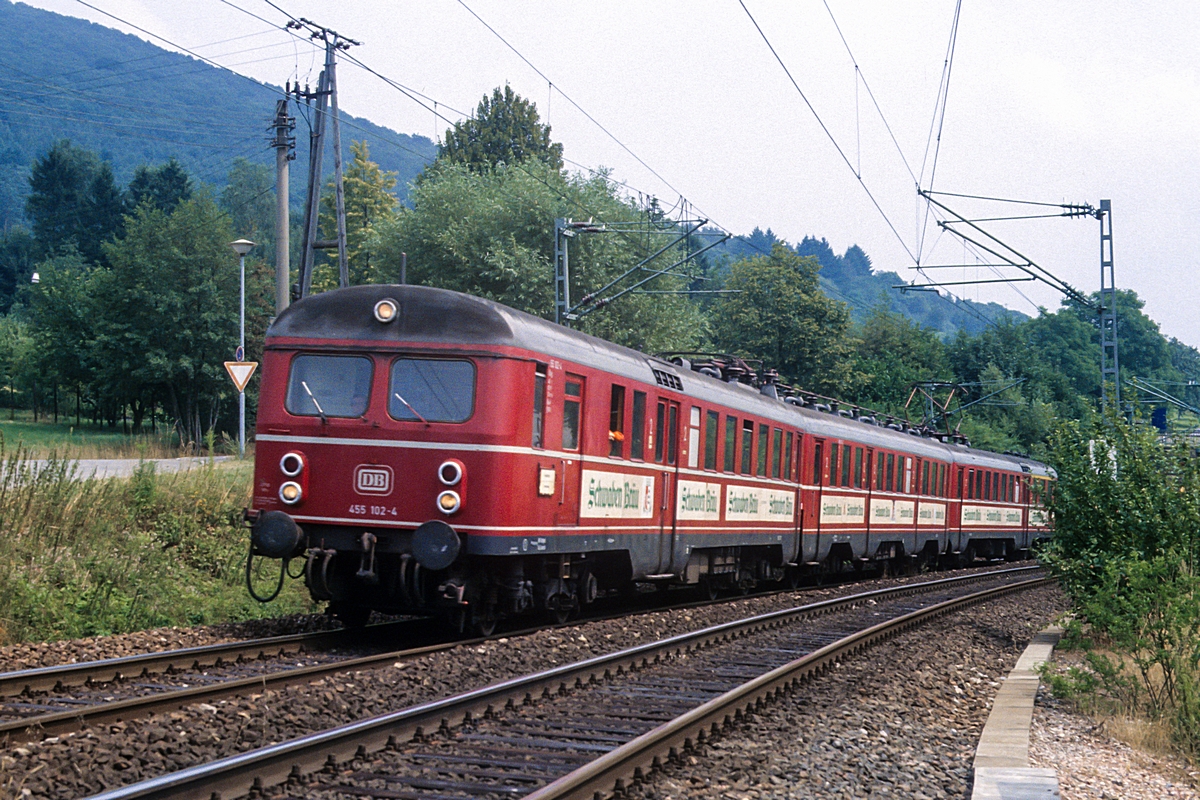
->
[[246, 285, 1053, 630]]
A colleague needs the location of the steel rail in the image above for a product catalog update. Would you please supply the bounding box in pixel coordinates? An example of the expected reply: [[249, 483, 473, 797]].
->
[[0, 625, 392, 698], [527, 576, 1050, 800], [82, 566, 1041, 800]]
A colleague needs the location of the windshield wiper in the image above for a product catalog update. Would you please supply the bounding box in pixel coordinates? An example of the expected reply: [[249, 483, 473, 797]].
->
[[393, 392, 429, 425], [300, 380, 327, 424]]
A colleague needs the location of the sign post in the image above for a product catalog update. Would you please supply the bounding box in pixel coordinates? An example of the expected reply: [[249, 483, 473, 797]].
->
[[229, 239, 256, 457]]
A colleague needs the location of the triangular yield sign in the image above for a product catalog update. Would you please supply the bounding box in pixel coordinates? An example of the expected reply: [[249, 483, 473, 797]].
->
[[224, 361, 258, 392]]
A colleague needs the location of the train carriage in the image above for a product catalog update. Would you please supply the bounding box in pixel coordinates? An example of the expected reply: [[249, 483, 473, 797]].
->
[[246, 284, 1053, 630]]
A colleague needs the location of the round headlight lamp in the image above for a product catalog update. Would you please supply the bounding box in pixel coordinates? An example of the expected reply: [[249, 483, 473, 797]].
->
[[280, 452, 304, 478], [373, 298, 398, 323], [279, 481, 303, 505], [437, 490, 461, 514], [438, 459, 464, 486]]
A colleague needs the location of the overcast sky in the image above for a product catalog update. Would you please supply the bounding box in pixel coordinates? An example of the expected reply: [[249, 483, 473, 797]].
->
[[24, 0, 1200, 349]]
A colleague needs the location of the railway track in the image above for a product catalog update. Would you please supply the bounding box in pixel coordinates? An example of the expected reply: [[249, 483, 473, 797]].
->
[[0, 564, 1033, 745], [81, 566, 1046, 800]]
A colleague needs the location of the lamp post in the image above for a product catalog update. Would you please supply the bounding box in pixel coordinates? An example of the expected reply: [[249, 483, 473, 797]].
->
[[230, 239, 255, 458]]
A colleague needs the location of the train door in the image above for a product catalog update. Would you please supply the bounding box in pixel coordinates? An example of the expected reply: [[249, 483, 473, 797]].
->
[[864, 448, 874, 560], [653, 398, 681, 573], [954, 466, 966, 554], [811, 438, 825, 564], [556, 374, 585, 526]]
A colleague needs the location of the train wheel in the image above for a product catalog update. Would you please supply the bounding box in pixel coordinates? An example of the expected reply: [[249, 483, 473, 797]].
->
[[473, 604, 498, 637], [699, 577, 720, 601], [784, 567, 802, 591]]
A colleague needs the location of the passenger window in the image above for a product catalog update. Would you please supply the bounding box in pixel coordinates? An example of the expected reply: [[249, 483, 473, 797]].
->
[[631, 391, 646, 460], [853, 447, 863, 489], [784, 432, 794, 481], [829, 444, 839, 486], [562, 378, 582, 450], [841, 444, 851, 487], [654, 401, 666, 463], [532, 364, 547, 448], [687, 407, 701, 469], [705, 411, 719, 470], [886, 453, 895, 492], [725, 415, 737, 473], [772, 428, 783, 479], [757, 423, 768, 477], [922, 461, 930, 495], [877, 452, 886, 490], [904, 457, 913, 494], [814, 442, 824, 486], [609, 385, 626, 458]]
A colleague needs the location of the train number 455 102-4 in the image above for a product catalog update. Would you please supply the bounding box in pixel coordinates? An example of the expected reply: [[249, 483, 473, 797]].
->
[[348, 504, 399, 517]]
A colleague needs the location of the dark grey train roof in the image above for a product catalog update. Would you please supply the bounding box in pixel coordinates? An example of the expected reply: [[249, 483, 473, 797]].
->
[[270, 285, 1053, 477]]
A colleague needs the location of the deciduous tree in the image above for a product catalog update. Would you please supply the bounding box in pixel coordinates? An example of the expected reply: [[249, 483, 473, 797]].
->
[[438, 85, 563, 172]]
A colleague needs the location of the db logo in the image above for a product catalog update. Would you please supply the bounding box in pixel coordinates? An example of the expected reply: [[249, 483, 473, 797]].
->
[[354, 465, 393, 495]]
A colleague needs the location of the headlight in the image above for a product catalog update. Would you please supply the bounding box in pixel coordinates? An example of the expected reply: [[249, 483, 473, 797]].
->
[[438, 459, 464, 486], [280, 481, 303, 505], [373, 298, 398, 323], [280, 452, 304, 477], [437, 490, 461, 514]]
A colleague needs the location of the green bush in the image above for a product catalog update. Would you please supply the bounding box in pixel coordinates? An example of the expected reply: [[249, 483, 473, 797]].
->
[[1041, 417, 1200, 760]]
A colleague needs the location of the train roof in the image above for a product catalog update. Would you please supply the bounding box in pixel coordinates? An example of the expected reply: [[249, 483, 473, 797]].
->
[[269, 285, 1053, 477]]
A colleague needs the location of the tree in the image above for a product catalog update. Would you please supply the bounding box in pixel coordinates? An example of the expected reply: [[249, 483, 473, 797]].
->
[[25, 140, 124, 264], [23, 251, 98, 424], [96, 194, 240, 446], [372, 161, 705, 353], [126, 158, 192, 215], [710, 243, 856, 395], [852, 305, 949, 409], [313, 140, 398, 289], [0, 228, 37, 313], [220, 158, 277, 267], [438, 85, 563, 172]]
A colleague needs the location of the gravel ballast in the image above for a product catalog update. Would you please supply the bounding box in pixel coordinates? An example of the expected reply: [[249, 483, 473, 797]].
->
[[621, 584, 1067, 800], [0, 566, 1040, 799]]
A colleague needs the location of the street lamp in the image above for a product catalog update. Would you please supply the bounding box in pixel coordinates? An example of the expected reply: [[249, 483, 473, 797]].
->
[[230, 239, 255, 458]]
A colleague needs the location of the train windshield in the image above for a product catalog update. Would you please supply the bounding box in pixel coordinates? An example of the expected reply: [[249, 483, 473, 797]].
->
[[285, 355, 374, 418], [389, 358, 475, 423]]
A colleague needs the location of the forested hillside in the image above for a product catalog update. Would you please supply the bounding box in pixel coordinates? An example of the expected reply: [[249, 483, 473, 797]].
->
[[0, 0, 435, 230]]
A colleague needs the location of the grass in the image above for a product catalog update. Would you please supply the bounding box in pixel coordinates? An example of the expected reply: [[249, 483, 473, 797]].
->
[[0, 410, 250, 459], [0, 444, 315, 645]]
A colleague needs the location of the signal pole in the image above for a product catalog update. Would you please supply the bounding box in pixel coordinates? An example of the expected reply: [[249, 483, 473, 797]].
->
[[270, 98, 295, 316], [1097, 199, 1120, 411]]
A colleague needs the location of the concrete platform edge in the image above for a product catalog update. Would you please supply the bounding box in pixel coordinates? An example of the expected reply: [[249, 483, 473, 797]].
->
[[970, 625, 1063, 800]]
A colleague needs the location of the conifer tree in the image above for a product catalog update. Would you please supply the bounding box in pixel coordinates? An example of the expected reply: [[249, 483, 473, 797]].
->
[[315, 140, 398, 288], [439, 85, 563, 172]]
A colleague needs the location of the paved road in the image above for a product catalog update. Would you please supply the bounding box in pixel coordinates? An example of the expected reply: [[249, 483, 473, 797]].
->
[[37, 456, 237, 480]]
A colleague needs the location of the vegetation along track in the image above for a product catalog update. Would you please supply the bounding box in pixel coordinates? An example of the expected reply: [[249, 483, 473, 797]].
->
[[80, 566, 1045, 800]]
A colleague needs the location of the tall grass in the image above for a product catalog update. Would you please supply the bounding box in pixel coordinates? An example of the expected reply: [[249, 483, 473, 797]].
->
[[0, 441, 313, 645]]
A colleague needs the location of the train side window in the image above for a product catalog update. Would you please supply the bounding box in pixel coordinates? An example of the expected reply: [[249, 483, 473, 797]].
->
[[876, 451, 886, 490], [631, 391, 646, 460], [987, 472, 994, 501], [532, 364, 547, 448], [687, 406, 701, 469], [784, 432, 794, 481], [829, 443, 839, 486], [940, 464, 947, 497], [921, 461, 930, 495], [772, 428, 783, 479], [608, 384, 626, 458], [705, 410, 719, 470], [654, 401, 666, 463], [741, 419, 754, 474], [813, 441, 824, 486], [841, 444, 851, 487], [667, 405, 679, 466], [904, 457, 913, 494], [853, 447, 863, 489], [886, 453, 895, 492], [968, 470, 976, 499], [725, 416, 737, 473], [562, 378, 582, 451], [757, 423, 769, 477]]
